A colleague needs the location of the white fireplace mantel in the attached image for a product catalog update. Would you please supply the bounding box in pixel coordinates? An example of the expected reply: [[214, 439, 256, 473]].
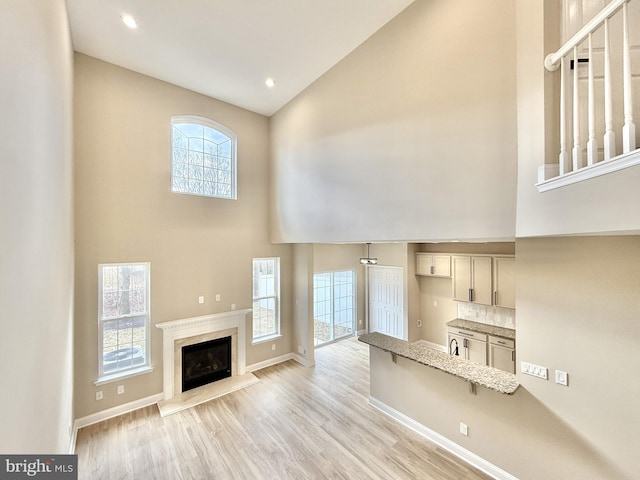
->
[[156, 309, 251, 401]]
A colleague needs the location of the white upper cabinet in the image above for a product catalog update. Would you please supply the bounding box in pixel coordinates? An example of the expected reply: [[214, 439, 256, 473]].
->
[[493, 256, 516, 309], [416, 254, 451, 277], [452, 256, 493, 306]]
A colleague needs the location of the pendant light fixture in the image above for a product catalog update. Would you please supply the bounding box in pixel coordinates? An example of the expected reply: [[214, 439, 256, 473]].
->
[[360, 243, 378, 265]]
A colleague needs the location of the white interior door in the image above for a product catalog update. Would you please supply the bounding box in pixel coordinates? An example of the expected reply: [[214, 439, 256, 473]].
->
[[367, 266, 405, 340]]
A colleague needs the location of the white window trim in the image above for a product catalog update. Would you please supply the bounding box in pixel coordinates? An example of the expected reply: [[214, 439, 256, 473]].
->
[[251, 334, 283, 346], [170, 115, 238, 200], [252, 257, 281, 342], [94, 365, 154, 386], [97, 262, 151, 384]]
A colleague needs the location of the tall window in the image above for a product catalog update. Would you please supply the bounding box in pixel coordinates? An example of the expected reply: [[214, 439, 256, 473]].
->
[[252, 258, 280, 341], [314, 270, 355, 346], [98, 263, 151, 380], [171, 115, 237, 199]]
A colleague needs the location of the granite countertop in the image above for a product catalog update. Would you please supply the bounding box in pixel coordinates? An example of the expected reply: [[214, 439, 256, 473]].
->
[[358, 332, 519, 395], [446, 318, 515, 341]]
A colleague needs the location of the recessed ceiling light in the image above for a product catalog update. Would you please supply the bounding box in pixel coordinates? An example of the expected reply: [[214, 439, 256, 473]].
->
[[265, 78, 276, 88], [121, 14, 137, 29]]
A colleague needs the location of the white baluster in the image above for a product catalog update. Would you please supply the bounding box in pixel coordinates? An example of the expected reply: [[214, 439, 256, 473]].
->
[[559, 57, 570, 175], [572, 46, 584, 170], [603, 18, 616, 160], [587, 33, 598, 165], [622, 1, 636, 153]]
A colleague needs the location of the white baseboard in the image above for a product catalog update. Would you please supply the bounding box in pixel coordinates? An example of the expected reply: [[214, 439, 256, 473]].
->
[[292, 353, 315, 368], [357, 329, 367, 336], [71, 392, 165, 452], [246, 351, 315, 372], [246, 352, 294, 372], [369, 397, 519, 480], [414, 339, 447, 353]]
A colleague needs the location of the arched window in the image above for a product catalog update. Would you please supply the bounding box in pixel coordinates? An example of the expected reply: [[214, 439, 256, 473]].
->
[[171, 115, 237, 199]]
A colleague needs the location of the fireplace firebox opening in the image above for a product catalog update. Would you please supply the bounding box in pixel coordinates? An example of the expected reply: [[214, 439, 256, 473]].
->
[[181, 336, 232, 392]]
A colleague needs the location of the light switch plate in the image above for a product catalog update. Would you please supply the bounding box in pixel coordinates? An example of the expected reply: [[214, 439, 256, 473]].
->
[[555, 370, 569, 386], [521, 361, 548, 380]]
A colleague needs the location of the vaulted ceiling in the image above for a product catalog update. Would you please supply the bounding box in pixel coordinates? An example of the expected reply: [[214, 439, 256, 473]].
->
[[66, 0, 415, 116]]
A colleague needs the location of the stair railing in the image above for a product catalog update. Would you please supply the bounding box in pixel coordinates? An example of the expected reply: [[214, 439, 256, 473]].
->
[[538, 0, 639, 192]]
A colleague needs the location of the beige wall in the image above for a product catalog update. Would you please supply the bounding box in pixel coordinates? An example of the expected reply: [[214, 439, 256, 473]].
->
[[73, 54, 292, 418], [0, 0, 74, 453], [270, 0, 517, 244], [371, 236, 640, 479], [406, 243, 422, 343], [292, 244, 314, 364], [417, 242, 516, 255], [516, 0, 640, 237], [417, 277, 457, 345]]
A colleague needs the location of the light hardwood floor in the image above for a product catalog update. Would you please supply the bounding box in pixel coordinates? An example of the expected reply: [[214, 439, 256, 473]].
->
[[76, 337, 492, 480]]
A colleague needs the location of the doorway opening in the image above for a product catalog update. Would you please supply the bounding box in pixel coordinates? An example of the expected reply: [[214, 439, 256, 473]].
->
[[313, 270, 356, 346]]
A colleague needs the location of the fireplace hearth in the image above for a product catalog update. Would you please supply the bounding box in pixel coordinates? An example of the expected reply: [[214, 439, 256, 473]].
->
[[156, 310, 259, 417], [182, 336, 232, 392]]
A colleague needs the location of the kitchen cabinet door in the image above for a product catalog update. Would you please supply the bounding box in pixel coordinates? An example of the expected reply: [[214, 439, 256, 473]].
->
[[452, 256, 492, 306], [493, 256, 515, 309], [452, 256, 472, 302], [447, 328, 487, 365], [489, 344, 515, 373], [489, 336, 515, 373], [471, 256, 492, 306], [432, 255, 451, 277], [416, 254, 451, 277], [466, 337, 488, 365]]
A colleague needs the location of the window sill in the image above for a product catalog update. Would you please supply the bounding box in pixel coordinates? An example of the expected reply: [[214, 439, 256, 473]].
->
[[94, 365, 154, 386], [251, 334, 283, 346]]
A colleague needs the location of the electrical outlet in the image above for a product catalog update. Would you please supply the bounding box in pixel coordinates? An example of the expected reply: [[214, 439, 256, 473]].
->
[[117, 385, 125, 395], [95, 390, 103, 401], [231, 303, 236, 310], [459, 422, 468, 436], [198, 296, 204, 304], [433, 300, 438, 307], [555, 370, 569, 386], [216, 294, 221, 301], [417, 319, 422, 327], [271, 344, 276, 351]]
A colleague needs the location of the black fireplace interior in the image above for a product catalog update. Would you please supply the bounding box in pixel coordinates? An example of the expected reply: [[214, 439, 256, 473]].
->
[[182, 336, 232, 392]]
